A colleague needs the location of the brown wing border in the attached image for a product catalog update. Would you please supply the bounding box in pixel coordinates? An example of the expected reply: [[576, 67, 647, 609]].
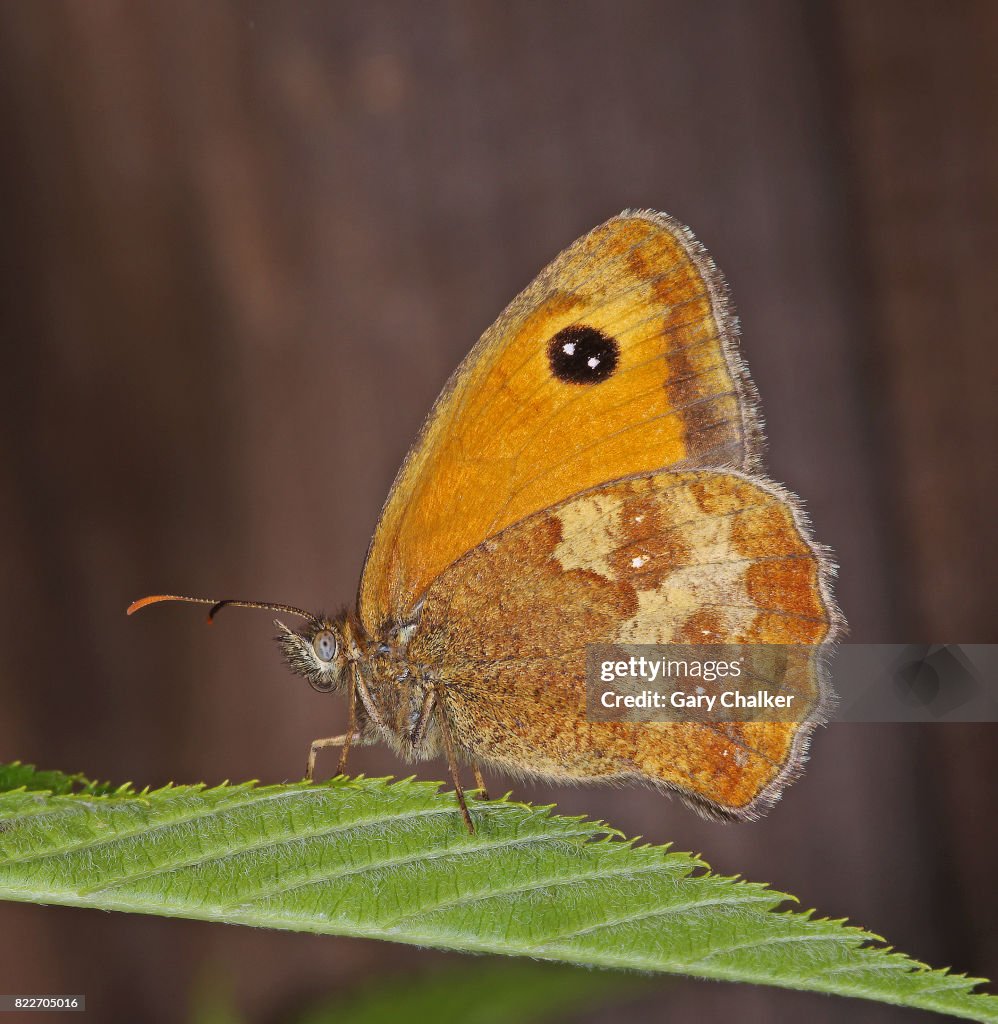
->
[[623, 209, 767, 475]]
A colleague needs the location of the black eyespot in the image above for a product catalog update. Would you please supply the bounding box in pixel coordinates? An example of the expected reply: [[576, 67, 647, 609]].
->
[[547, 326, 619, 384]]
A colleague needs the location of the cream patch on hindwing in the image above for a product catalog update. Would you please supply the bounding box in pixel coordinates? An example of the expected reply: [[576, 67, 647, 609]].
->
[[664, 484, 735, 564], [616, 564, 754, 643], [549, 477, 756, 643], [617, 483, 754, 642], [548, 477, 753, 613], [551, 493, 620, 576]]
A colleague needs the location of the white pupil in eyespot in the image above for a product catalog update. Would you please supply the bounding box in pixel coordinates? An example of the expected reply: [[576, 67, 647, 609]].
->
[[314, 631, 336, 662]]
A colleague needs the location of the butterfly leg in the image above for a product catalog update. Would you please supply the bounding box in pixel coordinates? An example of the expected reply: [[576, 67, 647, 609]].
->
[[434, 685, 474, 834], [305, 733, 364, 781], [418, 689, 487, 804], [336, 679, 360, 776], [472, 764, 489, 801], [411, 689, 437, 748], [353, 667, 387, 729]]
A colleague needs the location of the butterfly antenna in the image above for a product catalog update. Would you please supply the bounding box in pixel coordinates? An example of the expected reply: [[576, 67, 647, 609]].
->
[[126, 594, 316, 624]]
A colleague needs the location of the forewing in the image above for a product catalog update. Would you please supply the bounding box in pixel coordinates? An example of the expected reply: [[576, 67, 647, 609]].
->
[[359, 211, 759, 632]]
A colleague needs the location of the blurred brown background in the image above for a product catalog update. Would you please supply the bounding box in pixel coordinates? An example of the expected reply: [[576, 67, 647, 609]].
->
[[0, 2, 995, 1022]]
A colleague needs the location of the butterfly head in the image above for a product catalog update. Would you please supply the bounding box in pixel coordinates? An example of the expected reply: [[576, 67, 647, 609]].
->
[[275, 617, 349, 694]]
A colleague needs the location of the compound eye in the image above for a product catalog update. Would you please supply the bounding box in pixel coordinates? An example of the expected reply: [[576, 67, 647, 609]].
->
[[312, 629, 338, 663]]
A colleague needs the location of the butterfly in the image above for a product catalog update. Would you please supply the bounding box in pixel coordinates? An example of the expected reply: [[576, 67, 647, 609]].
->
[[129, 210, 841, 831]]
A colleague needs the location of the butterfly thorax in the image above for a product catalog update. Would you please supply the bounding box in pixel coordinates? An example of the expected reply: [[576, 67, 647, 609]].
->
[[360, 638, 444, 762]]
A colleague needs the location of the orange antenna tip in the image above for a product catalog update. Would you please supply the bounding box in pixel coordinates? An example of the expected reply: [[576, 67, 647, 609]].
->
[[125, 593, 315, 622], [126, 594, 202, 616]]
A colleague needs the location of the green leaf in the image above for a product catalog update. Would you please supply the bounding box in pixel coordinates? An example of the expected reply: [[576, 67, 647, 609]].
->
[[0, 763, 994, 1022], [0, 762, 124, 797]]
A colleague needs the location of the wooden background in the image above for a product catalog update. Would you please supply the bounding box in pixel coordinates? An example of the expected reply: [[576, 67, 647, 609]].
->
[[0, 2, 995, 1021]]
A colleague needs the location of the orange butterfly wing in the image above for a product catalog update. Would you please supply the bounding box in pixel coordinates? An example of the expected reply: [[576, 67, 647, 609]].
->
[[358, 211, 760, 633]]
